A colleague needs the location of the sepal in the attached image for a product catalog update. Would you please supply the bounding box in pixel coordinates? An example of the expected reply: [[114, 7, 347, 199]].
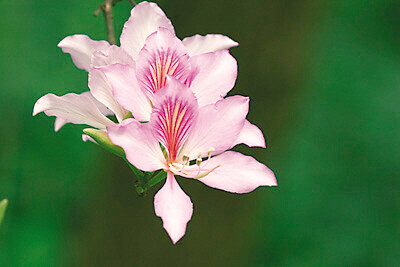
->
[[83, 128, 125, 157]]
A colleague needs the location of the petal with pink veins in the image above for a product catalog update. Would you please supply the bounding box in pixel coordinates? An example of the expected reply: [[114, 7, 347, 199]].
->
[[33, 92, 115, 129], [182, 34, 238, 57], [107, 119, 165, 172], [189, 50, 237, 107], [58, 34, 110, 71], [120, 1, 175, 60], [154, 172, 193, 244], [234, 120, 266, 148], [98, 63, 152, 122], [136, 28, 191, 96], [151, 77, 198, 162], [180, 151, 277, 193], [181, 96, 249, 159]]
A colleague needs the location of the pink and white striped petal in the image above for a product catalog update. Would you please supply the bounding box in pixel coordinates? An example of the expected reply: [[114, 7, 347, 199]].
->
[[181, 96, 249, 160], [154, 172, 193, 244], [151, 77, 198, 162], [234, 120, 266, 148], [107, 119, 166, 172], [179, 151, 277, 193], [182, 34, 238, 57], [189, 50, 237, 107], [98, 63, 152, 122], [58, 34, 110, 71], [136, 27, 191, 96], [33, 92, 115, 129], [120, 1, 175, 60]]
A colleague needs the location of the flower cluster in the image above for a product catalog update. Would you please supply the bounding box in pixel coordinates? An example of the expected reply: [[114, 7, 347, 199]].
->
[[33, 1, 277, 244]]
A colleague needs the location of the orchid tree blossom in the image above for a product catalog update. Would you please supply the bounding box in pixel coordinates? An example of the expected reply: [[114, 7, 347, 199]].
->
[[107, 78, 277, 244], [33, 1, 240, 136], [99, 25, 265, 147]]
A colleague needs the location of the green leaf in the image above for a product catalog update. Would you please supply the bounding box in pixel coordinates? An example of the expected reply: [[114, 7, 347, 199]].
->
[[0, 199, 8, 225], [83, 128, 125, 158]]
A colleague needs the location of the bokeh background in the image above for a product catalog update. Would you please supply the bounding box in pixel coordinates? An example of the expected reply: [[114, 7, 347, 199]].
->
[[1, 0, 399, 266]]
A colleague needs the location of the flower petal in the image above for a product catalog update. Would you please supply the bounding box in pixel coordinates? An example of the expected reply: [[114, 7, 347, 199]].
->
[[52, 91, 114, 132], [181, 151, 277, 193], [181, 96, 249, 159], [89, 69, 127, 122], [234, 120, 266, 148], [182, 34, 238, 57], [136, 27, 190, 96], [120, 1, 175, 60], [189, 50, 237, 107], [98, 63, 152, 122], [151, 77, 198, 162], [33, 92, 115, 129], [54, 117, 67, 132], [91, 45, 135, 67], [58, 34, 110, 71], [107, 119, 165, 172], [89, 46, 134, 121], [154, 172, 193, 244]]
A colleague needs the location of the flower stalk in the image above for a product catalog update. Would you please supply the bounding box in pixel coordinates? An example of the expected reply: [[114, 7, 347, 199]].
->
[[94, 0, 135, 45]]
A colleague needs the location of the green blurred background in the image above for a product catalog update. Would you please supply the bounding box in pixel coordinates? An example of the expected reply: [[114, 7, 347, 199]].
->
[[0, 0, 399, 266]]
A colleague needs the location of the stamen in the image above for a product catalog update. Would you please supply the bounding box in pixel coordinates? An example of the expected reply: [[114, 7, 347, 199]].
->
[[193, 165, 221, 179]]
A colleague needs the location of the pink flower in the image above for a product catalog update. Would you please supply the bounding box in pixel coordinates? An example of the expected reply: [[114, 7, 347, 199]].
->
[[107, 78, 277, 244], [33, 1, 240, 137]]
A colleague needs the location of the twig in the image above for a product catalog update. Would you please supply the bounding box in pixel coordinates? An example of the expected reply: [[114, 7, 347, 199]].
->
[[94, 0, 119, 45]]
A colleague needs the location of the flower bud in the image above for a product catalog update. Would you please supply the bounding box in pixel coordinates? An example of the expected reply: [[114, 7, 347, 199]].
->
[[83, 128, 125, 158]]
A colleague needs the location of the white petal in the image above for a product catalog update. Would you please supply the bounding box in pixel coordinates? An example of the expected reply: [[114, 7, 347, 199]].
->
[[182, 34, 238, 57], [120, 1, 175, 60], [58, 35, 110, 71], [154, 172, 193, 244], [234, 120, 266, 148], [33, 92, 115, 129]]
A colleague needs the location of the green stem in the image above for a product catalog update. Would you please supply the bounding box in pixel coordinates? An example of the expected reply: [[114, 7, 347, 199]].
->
[[146, 170, 167, 187]]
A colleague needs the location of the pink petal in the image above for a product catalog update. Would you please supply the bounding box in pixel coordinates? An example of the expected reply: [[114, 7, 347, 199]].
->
[[53, 91, 114, 132], [89, 46, 134, 121], [234, 120, 266, 148], [182, 34, 238, 56], [120, 1, 175, 60], [181, 151, 277, 193], [189, 50, 237, 107], [91, 45, 135, 67], [181, 96, 249, 160], [89, 69, 127, 122], [33, 92, 115, 129], [82, 134, 94, 143], [154, 172, 193, 244], [58, 34, 110, 71], [98, 63, 152, 122], [151, 77, 198, 162], [54, 117, 67, 132], [107, 119, 165, 172], [136, 28, 190, 96]]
